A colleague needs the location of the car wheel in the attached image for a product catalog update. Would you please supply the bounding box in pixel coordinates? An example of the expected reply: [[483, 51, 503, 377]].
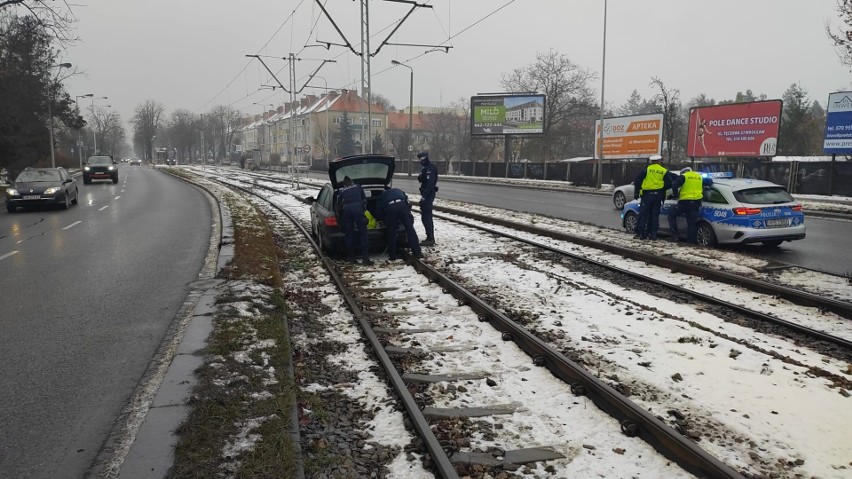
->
[[83, 177, 91, 185], [761, 240, 783, 248], [6, 203, 15, 213], [71, 188, 78, 205], [613, 191, 627, 210], [112, 176, 118, 184], [62, 193, 71, 210], [622, 210, 638, 233], [696, 222, 717, 247]]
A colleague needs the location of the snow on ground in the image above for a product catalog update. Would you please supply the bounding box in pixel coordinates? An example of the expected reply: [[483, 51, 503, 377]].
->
[[185, 167, 852, 478]]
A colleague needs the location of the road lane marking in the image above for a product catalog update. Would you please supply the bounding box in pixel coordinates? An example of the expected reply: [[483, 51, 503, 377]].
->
[[115, 195, 121, 200], [0, 251, 19, 261], [99, 205, 110, 211], [63, 221, 82, 230]]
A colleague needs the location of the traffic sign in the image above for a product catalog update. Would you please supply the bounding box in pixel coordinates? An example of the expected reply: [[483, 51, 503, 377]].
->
[[302, 144, 311, 153]]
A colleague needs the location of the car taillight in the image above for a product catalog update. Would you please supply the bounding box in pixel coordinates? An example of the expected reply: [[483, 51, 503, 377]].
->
[[324, 216, 338, 227], [733, 207, 762, 215], [791, 204, 802, 212]]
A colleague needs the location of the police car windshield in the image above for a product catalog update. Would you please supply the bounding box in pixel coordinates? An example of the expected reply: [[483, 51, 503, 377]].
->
[[733, 187, 793, 205]]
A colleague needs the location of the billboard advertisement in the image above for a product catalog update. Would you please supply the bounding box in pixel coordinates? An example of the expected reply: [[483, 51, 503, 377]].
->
[[686, 100, 782, 157], [823, 91, 852, 154], [470, 94, 546, 136], [594, 113, 664, 159]]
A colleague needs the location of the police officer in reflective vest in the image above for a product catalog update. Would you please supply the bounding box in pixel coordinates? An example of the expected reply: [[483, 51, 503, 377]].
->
[[337, 176, 373, 265], [376, 187, 422, 261], [633, 154, 673, 240], [668, 167, 713, 244], [416, 151, 438, 246]]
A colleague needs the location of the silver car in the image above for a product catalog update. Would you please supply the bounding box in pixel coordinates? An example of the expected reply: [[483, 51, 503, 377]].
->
[[621, 177, 805, 247]]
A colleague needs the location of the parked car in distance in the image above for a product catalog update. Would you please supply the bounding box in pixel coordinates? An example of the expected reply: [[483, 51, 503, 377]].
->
[[308, 154, 408, 254], [621, 175, 805, 247], [612, 183, 635, 210], [291, 162, 309, 173], [5, 167, 78, 212], [83, 155, 118, 184]]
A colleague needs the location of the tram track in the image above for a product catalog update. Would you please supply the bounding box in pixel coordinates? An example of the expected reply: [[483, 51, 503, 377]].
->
[[184, 168, 852, 478]]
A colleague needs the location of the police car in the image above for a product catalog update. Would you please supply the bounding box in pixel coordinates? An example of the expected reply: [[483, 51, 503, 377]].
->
[[621, 172, 805, 247]]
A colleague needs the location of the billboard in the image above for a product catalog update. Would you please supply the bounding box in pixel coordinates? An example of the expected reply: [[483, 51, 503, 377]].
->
[[594, 113, 664, 159], [686, 100, 782, 157], [470, 94, 546, 136], [823, 91, 852, 154]]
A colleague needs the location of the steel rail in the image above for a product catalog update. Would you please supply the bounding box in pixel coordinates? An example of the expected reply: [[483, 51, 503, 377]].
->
[[208, 178, 460, 479], [403, 252, 746, 479], [429, 204, 852, 319], [426, 210, 852, 351]]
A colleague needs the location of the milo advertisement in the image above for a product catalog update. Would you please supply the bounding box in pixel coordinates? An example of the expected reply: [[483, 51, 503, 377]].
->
[[471, 94, 546, 136]]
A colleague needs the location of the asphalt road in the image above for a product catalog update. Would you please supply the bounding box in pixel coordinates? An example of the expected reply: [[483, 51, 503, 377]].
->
[[0, 166, 212, 479], [353, 172, 852, 276]]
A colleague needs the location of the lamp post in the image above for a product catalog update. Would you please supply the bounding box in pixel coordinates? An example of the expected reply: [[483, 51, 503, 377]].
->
[[596, 0, 608, 190], [75, 93, 93, 170], [313, 76, 330, 164], [90, 96, 108, 154], [391, 60, 414, 176], [47, 63, 72, 167]]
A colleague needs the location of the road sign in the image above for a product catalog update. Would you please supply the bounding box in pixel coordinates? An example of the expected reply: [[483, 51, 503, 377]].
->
[[302, 144, 311, 153]]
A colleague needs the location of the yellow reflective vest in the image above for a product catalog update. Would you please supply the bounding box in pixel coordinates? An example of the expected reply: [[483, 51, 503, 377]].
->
[[679, 171, 704, 200], [641, 163, 667, 191]]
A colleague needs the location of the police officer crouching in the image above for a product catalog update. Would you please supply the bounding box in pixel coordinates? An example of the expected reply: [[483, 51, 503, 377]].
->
[[667, 167, 713, 244], [376, 187, 422, 261], [337, 176, 373, 265], [633, 154, 674, 240]]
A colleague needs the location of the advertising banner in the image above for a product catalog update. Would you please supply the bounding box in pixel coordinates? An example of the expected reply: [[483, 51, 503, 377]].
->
[[686, 100, 782, 157], [593, 113, 664, 159], [823, 91, 852, 154], [470, 94, 546, 135]]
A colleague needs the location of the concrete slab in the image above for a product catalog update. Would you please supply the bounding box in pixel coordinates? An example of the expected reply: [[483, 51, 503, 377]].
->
[[117, 405, 188, 479], [385, 346, 427, 356], [192, 289, 219, 318], [176, 316, 213, 355], [374, 327, 440, 335], [422, 406, 515, 419], [503, 447, 565, 465], [450, 451, 502, 467], [151, 355, 203, 408], [402, 373, 488, 384]]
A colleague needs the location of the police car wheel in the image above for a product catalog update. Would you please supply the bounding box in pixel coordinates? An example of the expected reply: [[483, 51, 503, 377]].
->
[[696, 223, 717, 247], [622, 211, 638, 233], [613, 191, 626, 210]]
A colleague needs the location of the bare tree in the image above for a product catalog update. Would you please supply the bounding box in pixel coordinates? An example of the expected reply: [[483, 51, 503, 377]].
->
[[208, 105, 240, 160], [0, 0, 77, 43], [131, 100, 164, 161], [422, 111, 464, 165], [827, 0, 852, 69], [89, 107, 125, 157], [649, 77, 684, 162], [500, 49, 597, 161], [370, 93, 395, 112]]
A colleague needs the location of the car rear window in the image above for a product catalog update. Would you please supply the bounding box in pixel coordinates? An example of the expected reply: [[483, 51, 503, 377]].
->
[[332, 163, 389, 185], [733, 186, 794, 205]]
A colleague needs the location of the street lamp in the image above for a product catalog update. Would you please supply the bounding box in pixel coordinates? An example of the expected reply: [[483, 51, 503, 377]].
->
[[596, 0, 608, 190], [90, 96, 108, 154], [75, 93, 93, 170], [391, 60, 414, 176], [47, 63, 72, 168]]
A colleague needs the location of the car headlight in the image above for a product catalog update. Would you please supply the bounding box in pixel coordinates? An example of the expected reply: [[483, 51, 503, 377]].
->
[[6, 187, 19, 196], [43, 187, 60, 195], [108, 166, 115, 171], [84, 166, 91, 171]]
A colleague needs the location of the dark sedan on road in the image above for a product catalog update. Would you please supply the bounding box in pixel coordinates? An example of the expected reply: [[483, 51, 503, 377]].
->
[[83, 155, 119, 184], [308, 154, 409, 254], [5, 167, 78, 212]]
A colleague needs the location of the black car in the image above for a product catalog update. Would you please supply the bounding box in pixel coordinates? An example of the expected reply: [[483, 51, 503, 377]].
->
[[83, 155, 118, 184], [5, 167, 78, 212], [309, 154, 409, 253]]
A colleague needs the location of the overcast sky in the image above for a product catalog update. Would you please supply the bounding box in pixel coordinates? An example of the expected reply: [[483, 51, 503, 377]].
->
[[61, 0, 850, 129]]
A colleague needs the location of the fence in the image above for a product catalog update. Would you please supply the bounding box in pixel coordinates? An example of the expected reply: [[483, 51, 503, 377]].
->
[[264, 158, 852, 196]]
